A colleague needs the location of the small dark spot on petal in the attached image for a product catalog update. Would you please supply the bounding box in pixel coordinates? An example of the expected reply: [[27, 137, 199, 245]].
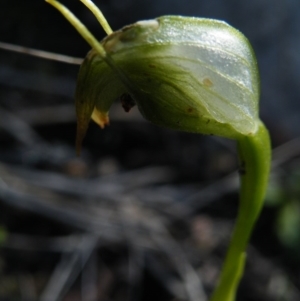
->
[[120, 93, 136, 112]]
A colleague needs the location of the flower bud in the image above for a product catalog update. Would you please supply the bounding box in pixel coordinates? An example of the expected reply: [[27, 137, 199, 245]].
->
[[75, 16, 260, 151]]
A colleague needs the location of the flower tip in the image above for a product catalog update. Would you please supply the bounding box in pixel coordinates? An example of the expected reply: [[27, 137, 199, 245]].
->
[[91, 109, 110, 129]]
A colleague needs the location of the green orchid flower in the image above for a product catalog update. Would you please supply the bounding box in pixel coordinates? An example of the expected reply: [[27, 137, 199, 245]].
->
[[46, 1, 271, 300]]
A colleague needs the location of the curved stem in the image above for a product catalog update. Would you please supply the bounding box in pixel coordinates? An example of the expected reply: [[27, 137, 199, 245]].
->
[[210, 121, 271, 301], [80, 0, 113, 35], [46, 0, 107, 58]]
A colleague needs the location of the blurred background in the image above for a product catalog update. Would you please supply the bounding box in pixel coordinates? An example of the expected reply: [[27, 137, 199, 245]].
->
[[0, 0, 300, 300]]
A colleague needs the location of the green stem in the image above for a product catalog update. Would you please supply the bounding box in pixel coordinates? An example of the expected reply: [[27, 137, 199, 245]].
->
[[46, 0, 107, 58], [80, 0, 113, 35], [46, 0, 136, 92], [46, 0, 137, 99], [210, 121, 271, 301]]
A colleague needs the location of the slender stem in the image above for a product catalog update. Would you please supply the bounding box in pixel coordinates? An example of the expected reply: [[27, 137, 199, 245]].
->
[[45, 0, 136, 93], [45, 0, 107, 58], [80, 0, 113, 35], [210, 121, 271, 301]]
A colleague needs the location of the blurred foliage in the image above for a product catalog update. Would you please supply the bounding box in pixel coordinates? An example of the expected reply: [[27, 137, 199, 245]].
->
[[266, 162, 300, 256]]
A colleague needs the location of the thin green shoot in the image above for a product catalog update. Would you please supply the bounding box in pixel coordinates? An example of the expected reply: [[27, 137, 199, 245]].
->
[[46, 0, 107, 58], [80, 0, 113, 35]]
